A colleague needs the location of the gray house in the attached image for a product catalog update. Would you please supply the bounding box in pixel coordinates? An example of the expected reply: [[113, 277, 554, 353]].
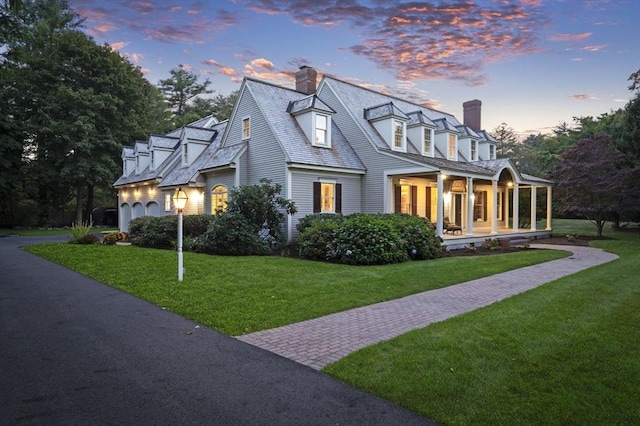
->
[[114, 67, 553, 246]]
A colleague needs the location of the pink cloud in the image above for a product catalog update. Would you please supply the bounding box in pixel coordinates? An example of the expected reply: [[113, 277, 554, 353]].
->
[[570, 93, 599, 100], [583, 44, 608, 52], [548, 32, 592, 42], [130, 52, 143, 63], [109, 41, 129, 50]]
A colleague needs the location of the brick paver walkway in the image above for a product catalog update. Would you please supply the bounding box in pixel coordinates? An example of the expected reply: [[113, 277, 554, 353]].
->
[[237, 245, 618, 370]]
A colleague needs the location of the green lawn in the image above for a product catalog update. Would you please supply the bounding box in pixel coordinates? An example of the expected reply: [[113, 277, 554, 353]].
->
[[0, 227, 116, 237], [25, 243, 566, 335], [324, 223, 640, 425]]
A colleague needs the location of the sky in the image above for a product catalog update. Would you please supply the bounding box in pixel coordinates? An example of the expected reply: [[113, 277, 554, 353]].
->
[[69, 0, 640, 138]]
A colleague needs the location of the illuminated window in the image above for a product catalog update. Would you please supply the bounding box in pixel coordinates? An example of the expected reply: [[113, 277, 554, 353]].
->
[[242, 117, 250, 139], [400, 185, 411, 214], [448, 134, 457, 159], [315, 114, 327, 145], [211, 185, 228, 214], [320, 182, 334, 212], [423, 128, 432, 154], [471, 140, 477, 161], [164, 194, 171, 211], [313, 181, 341, 214], [394, 120, 404, 149]]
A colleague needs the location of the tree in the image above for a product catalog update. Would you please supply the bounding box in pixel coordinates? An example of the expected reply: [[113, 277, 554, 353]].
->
[[492, 123, 518, 158], [551, 134, 631, 236], [3, 0, 158, 225], [158, 65, 213, 126], [211, 90, 238, 121]]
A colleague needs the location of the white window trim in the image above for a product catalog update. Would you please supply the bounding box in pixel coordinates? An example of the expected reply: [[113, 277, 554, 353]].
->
[[164, 194, 171, 212], [319, 179, 336, 213], [447, 133, 458, 160], [242, 116, 250, 140], [423, 127, 433, 156], [313, 112, 331, 147], [470, 140, 477, 161], [392, 120, 406, 152], [182, 143, 188, 166]]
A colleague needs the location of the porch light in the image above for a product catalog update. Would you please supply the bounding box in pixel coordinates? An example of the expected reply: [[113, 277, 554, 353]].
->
[[173, 187, 188, 281], [507, 182, 513, 187]]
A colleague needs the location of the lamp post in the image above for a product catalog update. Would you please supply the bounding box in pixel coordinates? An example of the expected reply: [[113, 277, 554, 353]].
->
[[173, 187, 188, 281]]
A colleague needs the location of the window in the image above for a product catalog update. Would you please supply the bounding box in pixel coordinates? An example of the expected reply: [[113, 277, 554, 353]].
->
[[135, 156, 140, 174], [182, 143, 188, 165], [211, 185, 228, 214], [315, 114, 327, 145], [150, 150, 155, 170], [165, 194, 171, 211], [394, 184, 417, 215], [313, 181, 342, 213], [394, 120, 404, 149], [242, 117, 250, 139], [423, 128, 432, 155], [490, 144, 496, 160], [448, 134, 457, 159], [471, 140, 477, 161], [123, 161, 128, 176]]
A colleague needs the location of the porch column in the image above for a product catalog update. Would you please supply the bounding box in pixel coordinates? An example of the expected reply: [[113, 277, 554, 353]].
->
[[546, 186, 553, 230], [436, 173, 444, 237], [505, 187, 510, 229], [530, 186, 537, 231], [491, 180, 498, 234], [512, 183, 519, 233], [466, 177, 474, 236]]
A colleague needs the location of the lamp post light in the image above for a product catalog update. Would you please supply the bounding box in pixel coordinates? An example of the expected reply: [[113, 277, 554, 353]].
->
[[173, 187, 188, 281]]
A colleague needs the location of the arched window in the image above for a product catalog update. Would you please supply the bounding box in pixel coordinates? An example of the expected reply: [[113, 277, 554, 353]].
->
[[211, 185, 228, 214]]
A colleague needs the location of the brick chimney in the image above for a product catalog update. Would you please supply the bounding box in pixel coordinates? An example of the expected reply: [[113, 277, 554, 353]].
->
[[463, 99, 482, 132], [295, 66, 317, 94]]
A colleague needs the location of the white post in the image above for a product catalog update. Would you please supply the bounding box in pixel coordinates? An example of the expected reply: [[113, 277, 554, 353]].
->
[[436, 174, 444, 237], [177, 211, 184, 281], [546, 186, 553, 230], [530, 186, 537, 231], [512, 183, 519, 233], [466, 177, 474, 236], [491, 180, 498, 234]]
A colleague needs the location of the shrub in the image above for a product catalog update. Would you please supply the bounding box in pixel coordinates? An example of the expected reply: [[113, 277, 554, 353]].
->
[[102, 231, 127, 245], [330, 215, 408, 265], [128, 216, 177, 249], [70, 220, 93, 243], [75, 233, 99, 245], [183, 215, 214, 237], [296, 213, 443, 265], [193, 212, 270, 256], [298, 219, 340, 261]]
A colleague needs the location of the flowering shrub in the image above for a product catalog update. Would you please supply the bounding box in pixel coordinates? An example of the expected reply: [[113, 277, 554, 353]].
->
[[75, 233, 99, 245], [298, 219, 340, 261]]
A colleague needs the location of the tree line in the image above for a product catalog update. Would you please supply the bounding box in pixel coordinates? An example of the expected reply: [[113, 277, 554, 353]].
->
[[0, 0, 236, 227]]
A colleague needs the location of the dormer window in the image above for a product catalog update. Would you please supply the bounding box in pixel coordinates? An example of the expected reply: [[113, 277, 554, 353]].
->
[[423, 128, 433, 155], [242, 117, 250, 140], [135, 156, 140, 174], [182, 143, 188, 165], [394, 121, 403, 149], [123, 162, 127, 176], [150, 150, 155, 170], [448, 134, 457, 160], [471, 140, 477, 161], [490, 144, 496, 160], [315, 114, 328, 145]]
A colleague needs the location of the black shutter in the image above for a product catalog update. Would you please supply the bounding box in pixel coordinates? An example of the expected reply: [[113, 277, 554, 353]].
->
[[411, 185, 417, 216], [394, 185, 401, 213], [425, 187, 432, 219], [313, 182, 321, 213], [335, 183, 342, 214]]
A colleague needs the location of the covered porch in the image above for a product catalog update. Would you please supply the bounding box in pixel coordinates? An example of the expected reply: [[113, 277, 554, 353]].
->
[[385, 162, 554, 247]]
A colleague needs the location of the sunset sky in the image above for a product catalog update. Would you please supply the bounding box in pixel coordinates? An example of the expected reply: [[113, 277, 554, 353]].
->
[[69, 0, 640, 137]]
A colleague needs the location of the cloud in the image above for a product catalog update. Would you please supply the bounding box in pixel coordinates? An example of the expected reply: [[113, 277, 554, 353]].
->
[[569, 93, 599, 100], [202, 59, 239, 77], [130, 52, 143, 63], [238, 0, 548, 86], [109, 41, 128, 50], [548, 32, 592, 42], [583, 44, 608, 52]]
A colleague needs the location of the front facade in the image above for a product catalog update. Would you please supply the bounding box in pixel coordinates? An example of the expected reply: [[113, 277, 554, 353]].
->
[[114, 67, 553, 246]]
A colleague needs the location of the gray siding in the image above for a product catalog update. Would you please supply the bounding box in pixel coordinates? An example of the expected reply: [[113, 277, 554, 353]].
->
[[318, 84, 415, 214], [289, 170, 362, 240]]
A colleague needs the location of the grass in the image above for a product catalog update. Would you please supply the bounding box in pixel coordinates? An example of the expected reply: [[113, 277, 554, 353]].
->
[[0, 227, 117, 237], [324, 222, 640, 425], [25, 243, 566, 336]]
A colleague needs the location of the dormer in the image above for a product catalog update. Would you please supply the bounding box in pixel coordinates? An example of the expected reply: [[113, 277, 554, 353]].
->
[[287, 95, 335, 148], [406, 111, 436, 157], [134, 141, 149, 174], [364, 102, 408, 152], [456, 125, 481, 162], [122, 146, 135, 177], [477, 130, 498, 160], [179, 126, 216, 167], [148, 135, 179, 172], [433, 118, 460, 161]]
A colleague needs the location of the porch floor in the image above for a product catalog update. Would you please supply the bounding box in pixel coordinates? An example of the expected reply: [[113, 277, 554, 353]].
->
[[440, 226, 552, 248]]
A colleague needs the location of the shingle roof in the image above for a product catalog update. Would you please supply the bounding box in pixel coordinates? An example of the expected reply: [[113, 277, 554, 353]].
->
[[407, 111, 436, 127], [149, 134, 179, 150], [243, 79, 366, 171], [456, 125, 481, 139], [364, 102, 409, 121], [287, 94, 335, 115]]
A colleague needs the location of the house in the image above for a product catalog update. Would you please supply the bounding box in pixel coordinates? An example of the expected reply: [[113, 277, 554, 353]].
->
[[114, 66, 553, 247]]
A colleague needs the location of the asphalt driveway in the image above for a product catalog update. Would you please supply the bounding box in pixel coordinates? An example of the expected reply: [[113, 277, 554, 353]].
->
[[0, 235, 435, 425]]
